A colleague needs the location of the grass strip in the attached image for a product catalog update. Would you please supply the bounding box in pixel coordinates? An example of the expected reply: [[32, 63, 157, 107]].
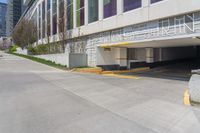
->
[[10, 53, 68, 70]]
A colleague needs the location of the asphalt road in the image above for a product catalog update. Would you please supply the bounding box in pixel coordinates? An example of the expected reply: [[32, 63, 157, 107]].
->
[[0, 51, 200, 133]]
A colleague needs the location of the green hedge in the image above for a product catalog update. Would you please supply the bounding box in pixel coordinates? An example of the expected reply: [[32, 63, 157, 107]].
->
[[28, 43, 63, 55]]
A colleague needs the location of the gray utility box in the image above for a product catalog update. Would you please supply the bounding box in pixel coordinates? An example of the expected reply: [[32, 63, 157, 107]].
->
[[189, 69, 200, 103]]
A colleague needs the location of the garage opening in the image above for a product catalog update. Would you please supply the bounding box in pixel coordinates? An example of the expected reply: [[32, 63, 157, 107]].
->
[[127, 46, 200, 80]]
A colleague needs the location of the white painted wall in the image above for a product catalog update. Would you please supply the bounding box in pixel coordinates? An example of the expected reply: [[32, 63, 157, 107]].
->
[[96, 47, 117, 66], [16, 48, 28, 55], [34, 53, 69, 66], [33, 53, 87, 68], [96, 47, 127, 67]]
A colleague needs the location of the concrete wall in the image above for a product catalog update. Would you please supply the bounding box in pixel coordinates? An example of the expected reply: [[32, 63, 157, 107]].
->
[[34, 53, 69, 66], [16, 48, 28, 55], [96, 47, 118, 66], [96, 47, 127, 67], [34, 53, 87, 68]]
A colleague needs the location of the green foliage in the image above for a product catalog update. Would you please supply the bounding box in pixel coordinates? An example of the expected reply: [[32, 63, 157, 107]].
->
[[8, 45, 18, 53], [27, 46, 37, 55], [27, 43, 64, 55], [36, 44, 49, 55]]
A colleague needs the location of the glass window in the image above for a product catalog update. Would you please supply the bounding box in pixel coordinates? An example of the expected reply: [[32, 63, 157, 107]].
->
[[52, 0, 57, 35], [47, 0, 51, 10], [67, 0, 73, 30], [76, 0, 84, 27], [123, 0, 141, 12], [42, 0, 46, 38], [59, 0, 65, 33], [38, 4, 42, 39], [53, 14, 57, 35], [151, 0, 163, 4], [59, 0, 64, 18], [103, 0, 116, 18], [88, 0, 98, 23], [47, 0, 51, 36]]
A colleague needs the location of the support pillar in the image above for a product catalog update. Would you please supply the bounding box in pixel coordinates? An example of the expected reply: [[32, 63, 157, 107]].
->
[[84, 0, 88, 25], [146, 48, 154, 63], [73, 0, 77, 28], [117, 0, 123, 15], [98, 0, 103, 20], [116, 48, 128, 69]]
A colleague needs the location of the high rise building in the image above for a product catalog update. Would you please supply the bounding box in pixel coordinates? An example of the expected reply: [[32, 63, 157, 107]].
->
[[6, 0, 22, 36], [14, 0, 200, 70], [0, 2, 7, 37]]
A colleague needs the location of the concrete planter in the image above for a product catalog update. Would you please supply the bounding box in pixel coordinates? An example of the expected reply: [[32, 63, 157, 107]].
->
[[189, 70, 200, 103], [34, 53, 87, 69]]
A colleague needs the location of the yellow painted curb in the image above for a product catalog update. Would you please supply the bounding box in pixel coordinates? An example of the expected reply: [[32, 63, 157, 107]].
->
[[183, 89, 191, 106], [102, 74, 140, 80], [101, 67, 150, 74], [72, 67, 149, 76], [71, 67, 103, 74]]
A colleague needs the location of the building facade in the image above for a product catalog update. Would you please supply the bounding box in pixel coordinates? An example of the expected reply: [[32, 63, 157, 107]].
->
[[0, 2, 7, 37], [17, 0, 200, 69], [6, 0, 22, 36]]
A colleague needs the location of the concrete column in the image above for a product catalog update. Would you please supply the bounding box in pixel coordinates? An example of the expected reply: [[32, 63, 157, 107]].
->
[[56, 0, 59, 34], [37, 6, 39, 43], [159, 48, 162, 61], [40, 3, 43, 41], [84, 0, 88, 25], [98, 0, 103, 20], [146, 48, 154, 63], [73, 0, 77, 28], [119, 48, 127, 68], [142, 0, 149, 7], [117, 0, 123, 15], [45, 0, 47, 39], [50, 0, 53, 36], [116, 48, 127, 68]]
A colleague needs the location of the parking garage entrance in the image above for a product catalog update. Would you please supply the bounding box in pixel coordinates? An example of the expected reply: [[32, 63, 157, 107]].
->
[[126, 46, 200, 81]]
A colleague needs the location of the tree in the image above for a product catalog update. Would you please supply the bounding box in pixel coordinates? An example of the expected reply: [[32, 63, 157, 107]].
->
[[12, 18, 37, 48]]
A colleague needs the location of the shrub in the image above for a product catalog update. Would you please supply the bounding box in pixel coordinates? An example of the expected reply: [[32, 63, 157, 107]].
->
[[27, 46, 37, 55], [8, 45, 18, 53], [36, 44, 48, 55]]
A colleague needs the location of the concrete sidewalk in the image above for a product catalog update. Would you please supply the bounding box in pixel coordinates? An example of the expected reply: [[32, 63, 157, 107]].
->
[[0, 51, 200, 133]]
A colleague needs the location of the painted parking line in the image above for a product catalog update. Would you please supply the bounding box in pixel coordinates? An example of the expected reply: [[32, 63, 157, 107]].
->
[[102, 73, 141, 80]]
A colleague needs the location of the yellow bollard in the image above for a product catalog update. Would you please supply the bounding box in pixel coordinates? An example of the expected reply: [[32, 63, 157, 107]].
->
[[184, 89, 191, 106]]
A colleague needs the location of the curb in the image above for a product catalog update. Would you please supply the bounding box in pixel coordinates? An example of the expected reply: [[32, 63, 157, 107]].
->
[[71, 67, 103, 74], [72, 67, 150, 75]]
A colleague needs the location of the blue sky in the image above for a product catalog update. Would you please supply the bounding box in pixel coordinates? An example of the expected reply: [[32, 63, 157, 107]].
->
[[0, 0, 7, 3]]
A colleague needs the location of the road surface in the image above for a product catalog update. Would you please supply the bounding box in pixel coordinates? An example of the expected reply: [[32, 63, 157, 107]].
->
[[0, 51, 200, 133]]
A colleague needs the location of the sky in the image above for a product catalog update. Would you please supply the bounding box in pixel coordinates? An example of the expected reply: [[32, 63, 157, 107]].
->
[[0, 0, 7, 3]]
